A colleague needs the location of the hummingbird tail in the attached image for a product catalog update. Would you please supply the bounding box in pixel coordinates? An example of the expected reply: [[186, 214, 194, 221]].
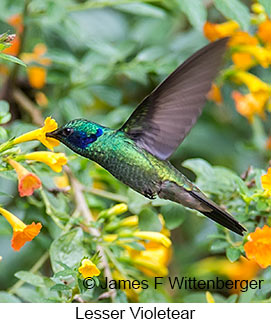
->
[[189, 190, 246, 236], [158, 181, 246, 236]]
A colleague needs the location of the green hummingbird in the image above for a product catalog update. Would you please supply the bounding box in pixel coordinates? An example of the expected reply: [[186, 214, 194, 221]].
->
[[47, 38, 246, 236]]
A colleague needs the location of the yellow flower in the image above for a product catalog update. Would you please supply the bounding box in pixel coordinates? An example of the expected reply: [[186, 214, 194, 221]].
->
[[13, 117, 59, 150], [119, 215, 138, 227], [78, 259, 101, 278], [54, 173, 70, 189], [108, 203, 128, 216], [231, 70, 270, 93], [261, 168, 271, 195], [128, 240, 172, 277], [133, 231, 171, 248], [234, 45, 270, 68], [244, 225, 271, 268], [23, 151, 67, 173], [205, 291, 215, 303], [0, 207, 42, 251], [203, 20, 239, 42], [8, 159, 41, 197]]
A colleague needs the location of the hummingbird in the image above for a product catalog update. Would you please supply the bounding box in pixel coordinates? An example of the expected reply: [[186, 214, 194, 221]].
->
[[47, 37, 246, 236]]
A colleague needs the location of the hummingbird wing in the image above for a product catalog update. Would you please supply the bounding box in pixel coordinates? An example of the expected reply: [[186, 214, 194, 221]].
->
[[120, 38, 228, 160]]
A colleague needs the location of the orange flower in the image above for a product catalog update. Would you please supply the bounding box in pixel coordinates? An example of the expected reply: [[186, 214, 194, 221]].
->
[[0, 207, 42, 251], [232, 91, 266, 122], [229, 31, 259, 47], [232, 52, 254, 70], [244, 225, 271, 268], [21, 43, 51, 89], [261, 168, 271, 194], [35, 91, 48, 107], [27, 67, 46, 89], [203, 21, 239, 42], [257, 20, 271, 44], [207, 83, 223, 104], [8, 159, 41, 197], [3, 14, 23, 56]]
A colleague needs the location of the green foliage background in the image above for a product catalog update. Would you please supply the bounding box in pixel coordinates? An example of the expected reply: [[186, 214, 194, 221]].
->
[[0, 0, 271, 303]]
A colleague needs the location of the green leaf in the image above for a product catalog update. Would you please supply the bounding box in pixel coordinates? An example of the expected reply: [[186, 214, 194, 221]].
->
[[50, 283, 72, 291], [213, 0, 250, 30], [0, 52, 26, 67], [0, 100, 9, 116], [160, 203, 187, 230], [177, 0, 207, 30], [116, 3, 166, 18], [259, 0, 271, 16], [0, 127, 7, 141], [138, 208, 162, 232], [0, 291, 21, 303], [210, 240, 229, 251], [226, 247, 241, 262], [14, 271, 46, 287], [50, 228, 88, 273]]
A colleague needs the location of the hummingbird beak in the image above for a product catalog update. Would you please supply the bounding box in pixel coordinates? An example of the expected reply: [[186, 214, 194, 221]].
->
[[46, 129, 59, 139]]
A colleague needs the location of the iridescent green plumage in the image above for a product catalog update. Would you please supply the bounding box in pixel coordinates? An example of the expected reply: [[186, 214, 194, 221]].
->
[[47, 38, 246, 236]]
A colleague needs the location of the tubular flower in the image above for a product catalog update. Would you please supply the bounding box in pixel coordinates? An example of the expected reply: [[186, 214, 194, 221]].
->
[[261, 168, 271, 196], [78, 259, 100, 279], [0, 207, 42, 251], [231, 70, 270, 93], [232, 91, 267, 122], [231, 52, 255, 70], [229, 31, 259, 47], [133, 231, 171, 248], [233, 45, 270, 68], [203, 20, 239, 42], [8, 159, 41, 197], [207, 83, 223, 105], [244, 225, 271, 268], [21, 43, 51, 89], [128, 241, 172, 277], [12, 117, 59, 150], [23, 151, 67, 173]]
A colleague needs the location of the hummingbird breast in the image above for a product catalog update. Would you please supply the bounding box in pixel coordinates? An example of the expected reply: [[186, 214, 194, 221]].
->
[[88, 131, 162, 198]]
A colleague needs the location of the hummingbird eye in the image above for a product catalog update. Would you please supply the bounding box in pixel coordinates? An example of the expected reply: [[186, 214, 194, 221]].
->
[[62, 128, 73, 137]]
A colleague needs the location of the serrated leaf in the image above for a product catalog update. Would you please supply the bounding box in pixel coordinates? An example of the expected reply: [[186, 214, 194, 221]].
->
[[14, 271, 45, 287], [177, 0, 207, 30], [0, 52, 26, 67], [213, 0, 250, 30], [226, 247, 241, 262]]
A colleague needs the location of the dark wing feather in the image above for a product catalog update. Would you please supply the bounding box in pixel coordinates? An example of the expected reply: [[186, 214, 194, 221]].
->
[[120, 38, 229, 160]]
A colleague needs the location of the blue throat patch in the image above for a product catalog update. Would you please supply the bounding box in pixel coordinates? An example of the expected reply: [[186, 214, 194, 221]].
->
[[69, 128, 103, 149]]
